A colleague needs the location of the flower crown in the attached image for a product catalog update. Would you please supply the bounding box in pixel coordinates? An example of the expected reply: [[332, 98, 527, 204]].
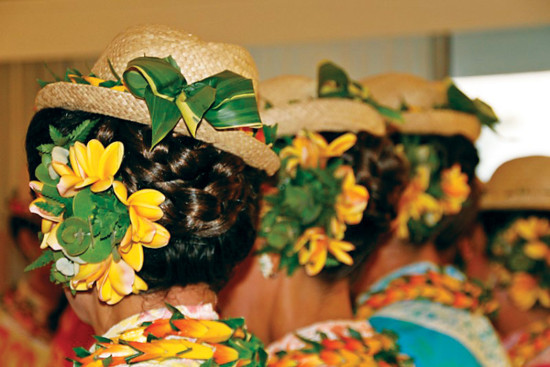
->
[[394, 139, 471, 243], [488, 216, 550, 311], [26, 120, 169, 304], [257, 130, 369, 277]]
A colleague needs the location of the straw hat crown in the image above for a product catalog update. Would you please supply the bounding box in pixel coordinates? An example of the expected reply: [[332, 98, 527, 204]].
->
[[360, 73, 481, 142], [35, 24, 279, 175], [481, 156, 550, 211], [259, 74, 386, 137]]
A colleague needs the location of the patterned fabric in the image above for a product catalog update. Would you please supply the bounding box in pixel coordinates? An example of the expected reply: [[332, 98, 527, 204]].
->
[[356, 262, 511, 367], [72, 304, 266, 367], [505, 318, 550, 367], [267, 319, 413, 366]]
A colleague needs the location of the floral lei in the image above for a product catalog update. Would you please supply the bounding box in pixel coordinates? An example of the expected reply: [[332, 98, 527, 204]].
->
[[268, 328, 413, 367], [356, 269, 498, 319], [488, 216, 550, 311], [71, 305, 266, 367], [26, 119, 170, 305], [508, 316, 550, 367], [393, 140, 471, 243], [257, 130, 369, 276]]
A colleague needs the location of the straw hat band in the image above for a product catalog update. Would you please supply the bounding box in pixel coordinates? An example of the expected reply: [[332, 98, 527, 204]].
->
[[481, 189, 550, 211]]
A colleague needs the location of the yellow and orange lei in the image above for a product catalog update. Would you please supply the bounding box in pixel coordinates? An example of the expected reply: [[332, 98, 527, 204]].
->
[[356, 270, 498, 319]]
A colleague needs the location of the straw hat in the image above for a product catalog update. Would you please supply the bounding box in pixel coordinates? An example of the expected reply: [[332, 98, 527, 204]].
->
[[360, 73, 481, 142], [35, 24, 280, 175], [259, 75, 386, 137], [481, 156, 550, 211]]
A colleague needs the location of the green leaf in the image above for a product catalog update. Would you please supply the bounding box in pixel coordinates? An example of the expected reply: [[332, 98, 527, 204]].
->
[[25, 250, 54, 272], [222, 318, 245, 329], [101, 356, 112, 367], [35, 163, 57, 185], [35, 199, 64, 216], [68, 119, 98, 143], [447, 82, 499, 129], [175, 82, 216, 136], [266, 221, 293, 249], [93, 335, 112, 344], [318, 61, 351, 98], [107, 59, 121, 81], [57, 217, 92, 256], [49, 125, 66, 146], [347, 327, 363, 341], [78, 236, 112, 263], [73, 347, 91, 358], [262, 123, 278, 145], [37, 144, 55, 154], [124, 56, 185, 98], [73, 189, 96, 220], [144, 88, 182, 148], [203, 71, 262, 130]]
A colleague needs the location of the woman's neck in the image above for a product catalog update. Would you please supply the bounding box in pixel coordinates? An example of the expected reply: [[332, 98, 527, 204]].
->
[[270, 269, 353, 342], [84, 284, 217, 335], [353, 237, 441, 297]]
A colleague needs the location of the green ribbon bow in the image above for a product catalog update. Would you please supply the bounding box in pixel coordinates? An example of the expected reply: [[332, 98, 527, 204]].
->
[[317, 61, 404, 123], [446, 82, 499, 130], [123, 56, 262, 147]]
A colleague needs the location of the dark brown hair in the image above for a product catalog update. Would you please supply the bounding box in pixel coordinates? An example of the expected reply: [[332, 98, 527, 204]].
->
[[317, 131, 409, 281], [26, 108, 264, 292]]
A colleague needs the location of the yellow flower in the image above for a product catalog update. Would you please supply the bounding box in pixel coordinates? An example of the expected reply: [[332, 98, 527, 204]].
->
[[52, 139, 124, 197], [508, 272, 550, 311], [114, 181, 170, 272], [514, 217, 550, 242], [440, 164, 470, 214], [334, 165, 369, 225], [280, 131, 357, 174], [71, 255, 147, 305], [294, 227, 355, 276], [28, 181, 64, 250]]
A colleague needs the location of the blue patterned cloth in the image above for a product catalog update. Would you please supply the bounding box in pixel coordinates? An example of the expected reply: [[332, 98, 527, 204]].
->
[[356, 262, 510, 367]]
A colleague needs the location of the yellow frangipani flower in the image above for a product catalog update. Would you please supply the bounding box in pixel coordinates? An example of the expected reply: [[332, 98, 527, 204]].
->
[[71, 255, 148, 305], [52, 139, 124, 197], [334, 165, 369, 226], [113, 181, 170, 272], [294, 227, 355, 276], [508, 272, 550, 311], [514, 217, 550, 242], [440, 164, 470, 214]]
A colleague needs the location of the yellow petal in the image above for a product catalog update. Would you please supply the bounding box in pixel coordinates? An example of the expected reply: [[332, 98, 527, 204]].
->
[[328, 240, 355, 265], [57, 174, 84, 197], [99, 141, 124, 179], [128, 189, 166, 208], [72, 261, 107, 283], [51, 162, 75, 177], [113, 181, 129, 204], [70, 144, 86, 179], [524, 241, 549, 260], [143, 224, 170, 248], [109, 259, 135, 297], [29, 181, 44, 193], [197, 320, 234, 343], [324, 133, 357, 157], [307, 131, 328, 150], [131, 209, 157, 243], [121, 243, 144, 271], [305, 238, 328, 276], [132, 274, 148, 293], [90, 177, 114, 193], [86, 139, 105, 177]]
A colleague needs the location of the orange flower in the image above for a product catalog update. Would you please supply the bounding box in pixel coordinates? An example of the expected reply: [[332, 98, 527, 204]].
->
[[294, 228, 355, 276], [52, 139, 124, 197], [440, 164, 470, 214], [508, 272, 550, 311]]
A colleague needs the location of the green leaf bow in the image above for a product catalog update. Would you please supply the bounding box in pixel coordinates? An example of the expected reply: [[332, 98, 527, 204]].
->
[[317, 61, 404, 123], [447, 82, 499, 130], [123, 56, 262, 147]]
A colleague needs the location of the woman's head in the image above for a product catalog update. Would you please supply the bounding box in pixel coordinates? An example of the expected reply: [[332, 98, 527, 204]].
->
[[390, 133, 481, 252], [27, 108, 264, 293]]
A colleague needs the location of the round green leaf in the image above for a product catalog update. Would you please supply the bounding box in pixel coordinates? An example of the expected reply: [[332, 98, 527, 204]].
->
[[57, 217, 91, 256], [73, 188, 96, 219], [79, 236, 113, 264]]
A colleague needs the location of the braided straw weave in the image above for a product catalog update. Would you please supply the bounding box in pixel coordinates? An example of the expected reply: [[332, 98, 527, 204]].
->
[[259, 75, 385, 137], [481, 156, 550, 211], [360, 73, 481, 142], [35, 24, 280, 175]]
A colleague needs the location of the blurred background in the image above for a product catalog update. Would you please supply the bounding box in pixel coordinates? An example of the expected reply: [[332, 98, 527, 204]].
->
[[0, 0, 549, 291]]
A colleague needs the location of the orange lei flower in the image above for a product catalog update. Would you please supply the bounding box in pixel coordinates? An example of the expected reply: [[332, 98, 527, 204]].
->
[[268, 329, 413, 367], [356, 270, 499, 319], [508, 317, 550, 367]]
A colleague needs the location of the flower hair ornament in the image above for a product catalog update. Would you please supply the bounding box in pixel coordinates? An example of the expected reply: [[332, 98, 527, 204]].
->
[[394, 138, 471, 243], [257, 130, 369, 277], [488, 216, 550, 311]]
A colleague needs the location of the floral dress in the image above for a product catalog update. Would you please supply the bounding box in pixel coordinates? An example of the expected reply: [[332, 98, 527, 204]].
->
[[505, 317, 550, 367], [70, 304, 266, 367], [355, 262, 510, 367], [267, 319, 413, 366]]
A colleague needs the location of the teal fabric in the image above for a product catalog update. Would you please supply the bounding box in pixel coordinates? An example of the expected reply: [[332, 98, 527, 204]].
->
[[370, 316, 481, 367], [357, 262, 510, 366]]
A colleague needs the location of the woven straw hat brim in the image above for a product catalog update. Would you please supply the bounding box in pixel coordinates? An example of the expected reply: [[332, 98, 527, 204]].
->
[[360, 73, 447, 110], [260, 99, 386, 137], [34, 25, 280, 175], [481, 156, 550, 211], [392, 110, 481, 142], [36, 83, 280, 175], [259, 75, 386, 137]]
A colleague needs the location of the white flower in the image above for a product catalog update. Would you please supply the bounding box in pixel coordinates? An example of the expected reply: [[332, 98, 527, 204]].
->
[[48, 146, 70, 179], [259, 253, 275, 279], [56, 257, 79, 276]]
